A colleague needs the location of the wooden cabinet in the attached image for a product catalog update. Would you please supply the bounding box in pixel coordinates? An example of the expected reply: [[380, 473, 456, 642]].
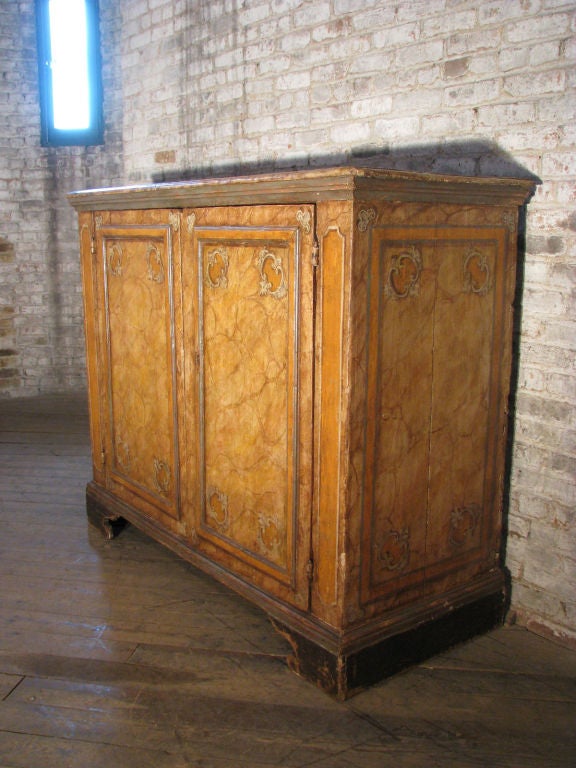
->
[[70, 167, 534, 698]]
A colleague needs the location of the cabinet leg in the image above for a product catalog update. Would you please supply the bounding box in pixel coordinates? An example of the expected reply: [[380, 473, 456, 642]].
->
[[86, 483, 127, 540]]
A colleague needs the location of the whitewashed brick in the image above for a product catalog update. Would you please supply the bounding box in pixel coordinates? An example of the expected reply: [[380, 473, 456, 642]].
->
[[422, 9, 476, 37], [507, 12, 573, 44], [445, 78, 500, 106], [504, 69, 566, 97], [447, 28, 501, 56], [295, 3, 332, 30], [351, 96, 393, 119], [396, 40, 444, 68], [330, 121, 371, 144], [374, 115, 420, 140], [333, 0, 377, 14], [372, 22, 419, 48]]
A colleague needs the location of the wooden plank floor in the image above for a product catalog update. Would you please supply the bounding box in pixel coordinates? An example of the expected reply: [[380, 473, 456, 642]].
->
[[0, 393, 575, 767]]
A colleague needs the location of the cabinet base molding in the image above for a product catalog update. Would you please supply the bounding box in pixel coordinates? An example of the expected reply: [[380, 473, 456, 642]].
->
[[86, 481, 505, 699], [273, 582, 505, 700]]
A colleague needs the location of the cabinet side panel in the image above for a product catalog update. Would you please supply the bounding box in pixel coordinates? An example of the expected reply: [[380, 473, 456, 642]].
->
[[361, 239, 434, 597], [427, 237, 500, 563], [358, 205, 514, 615]]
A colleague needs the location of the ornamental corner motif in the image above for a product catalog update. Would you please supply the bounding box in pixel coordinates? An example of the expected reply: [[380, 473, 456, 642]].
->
[[502, 211, 516, 234], [257, 248, 288, 300], [374, 528, 410, 573], [357, 207, 376, 232], [206, 486, 229, 532], [464, 248, 491, 296], [205, 247, 229, 289], [186, 213, 196, 234], [107, 243, 124, 277], [449, 504, 481, 548], [153, 457, 171, 496], [257, 513, 283, 559], [296, 208, 312, 234], [386, 245, 422, 299], [146, 242, 165, 283]]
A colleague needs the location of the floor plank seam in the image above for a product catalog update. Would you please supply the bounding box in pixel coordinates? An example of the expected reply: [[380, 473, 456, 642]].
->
[[1, 677, 25, 703]]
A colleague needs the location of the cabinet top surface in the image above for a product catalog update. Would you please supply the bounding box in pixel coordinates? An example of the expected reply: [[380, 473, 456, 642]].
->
[[68, 165, 536, 211]]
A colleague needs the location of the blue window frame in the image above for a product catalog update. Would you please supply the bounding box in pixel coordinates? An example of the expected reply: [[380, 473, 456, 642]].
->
[[35, 0, 103, 146]]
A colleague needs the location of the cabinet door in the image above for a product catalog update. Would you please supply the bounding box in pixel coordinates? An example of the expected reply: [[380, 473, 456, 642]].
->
[[360, 218, 513, 606], [92, 210, 183, 529], [182, 205, 315, 610]]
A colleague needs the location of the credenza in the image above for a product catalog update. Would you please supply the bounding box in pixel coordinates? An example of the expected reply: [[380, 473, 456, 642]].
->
[[69, 166, 535, 698]]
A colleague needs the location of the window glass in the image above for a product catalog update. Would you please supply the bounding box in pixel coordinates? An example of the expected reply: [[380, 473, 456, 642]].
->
[[36, 0, 103, 146]]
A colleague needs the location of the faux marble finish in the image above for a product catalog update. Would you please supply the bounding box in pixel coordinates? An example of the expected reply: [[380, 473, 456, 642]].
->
[[102, 227, 178, 519], [201, 238, 292, 570], [182, 205, 315, 604]]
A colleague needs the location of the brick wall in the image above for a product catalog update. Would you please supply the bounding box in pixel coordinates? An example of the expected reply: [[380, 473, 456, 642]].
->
[[0, 1, 123, 395], [1, 0, 574, 642]]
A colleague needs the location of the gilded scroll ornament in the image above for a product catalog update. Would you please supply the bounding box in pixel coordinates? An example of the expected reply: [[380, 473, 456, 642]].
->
[[357, 207, 376, 232], [108, 243, 124, 277], [257, 248, 288, 300], [374, 529, 410, 572], [464, 249, 491, 295], [449, 504, 481, 547], [386, 246, 422, 298], [205, 247, 229, 289], [257, 513, 282, 558], [146, 243, 165, 283], [186, 213, 196, 234], [502, 211, 516, 233], [296, 208, 312, 234], [168, 211, 180, 232], [153, 458, 171, 495], [206, 486, 229, 531]]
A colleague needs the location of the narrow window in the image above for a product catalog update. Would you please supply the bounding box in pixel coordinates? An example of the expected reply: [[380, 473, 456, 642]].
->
[[36, 0, 103, 146]]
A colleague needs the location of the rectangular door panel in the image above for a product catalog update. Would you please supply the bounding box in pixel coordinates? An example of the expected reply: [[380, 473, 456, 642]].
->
[[97, 219, 180, 523], [184, 206, 314, 608]]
